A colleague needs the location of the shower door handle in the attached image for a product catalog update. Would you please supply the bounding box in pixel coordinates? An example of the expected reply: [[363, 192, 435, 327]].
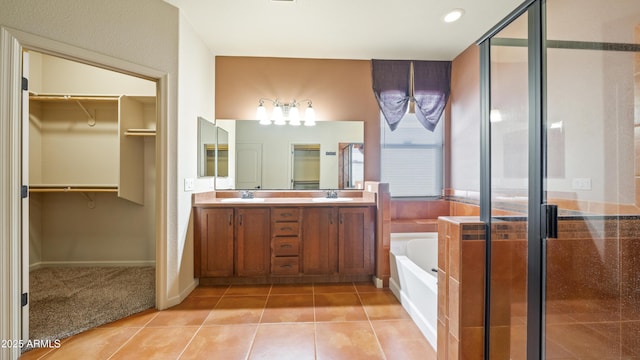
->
[[541, 204, 558, 239]]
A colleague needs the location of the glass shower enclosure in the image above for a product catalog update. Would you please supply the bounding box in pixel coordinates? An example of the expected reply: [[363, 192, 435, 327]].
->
[[480, 0, 640, 358]]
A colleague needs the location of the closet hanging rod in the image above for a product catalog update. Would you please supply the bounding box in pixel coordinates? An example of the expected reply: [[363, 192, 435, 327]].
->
[[29, 94, 119, 101], [28, 186, 118, 193]]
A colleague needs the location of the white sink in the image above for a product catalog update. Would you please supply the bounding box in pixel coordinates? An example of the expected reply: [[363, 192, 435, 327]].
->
[[220, 198, 265, 203], [311, 197, 354, 202]]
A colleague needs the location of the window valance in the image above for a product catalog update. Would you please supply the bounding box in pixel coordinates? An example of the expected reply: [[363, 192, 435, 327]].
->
[[372, 59, 451, 131]]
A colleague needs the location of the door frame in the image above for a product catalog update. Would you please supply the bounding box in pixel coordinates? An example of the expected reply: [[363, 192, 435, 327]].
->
[[0, 26, 170, 354]]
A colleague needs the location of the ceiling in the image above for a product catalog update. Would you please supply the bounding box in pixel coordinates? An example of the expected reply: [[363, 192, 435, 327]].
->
[[164, 0, 524, 61]]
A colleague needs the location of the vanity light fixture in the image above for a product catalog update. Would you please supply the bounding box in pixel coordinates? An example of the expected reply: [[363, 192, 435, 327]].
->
[[256, 98, 316, 126], [443, 8, 465, 23]]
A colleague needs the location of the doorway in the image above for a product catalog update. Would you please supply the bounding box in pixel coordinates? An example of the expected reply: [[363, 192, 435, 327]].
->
[[480, 0, 640, 358], [291, 144, 320, 190], [236, 143, 263, 189], [24, 51, 158, 343]]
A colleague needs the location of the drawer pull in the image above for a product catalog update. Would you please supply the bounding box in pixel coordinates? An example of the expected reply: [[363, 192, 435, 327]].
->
[[280, 264, 293, 269], [280, 244, 293, 248], [280, 226, 293, 231], [281, 213, 293, 217]]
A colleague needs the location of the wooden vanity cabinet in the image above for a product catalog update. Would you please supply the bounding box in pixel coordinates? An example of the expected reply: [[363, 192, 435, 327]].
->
[[302, 206, 374, 276], [302, 207, 338, 275], [195, 203, 374, 280], [194, 207, 270, 278], [235, 208, 271, 276], [271, 208, 302, 275], [338, 207, 375, 275], [194, 208, 234, 277]]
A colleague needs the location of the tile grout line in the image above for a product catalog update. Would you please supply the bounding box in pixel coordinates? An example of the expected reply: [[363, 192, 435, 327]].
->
[[244, 284, 272, 359], [104, 325, 149, 360], [176, 294, 225, 359], [175, 326, 204, 360], [354, 282, 388, 360], [105, 310, 161, 359]]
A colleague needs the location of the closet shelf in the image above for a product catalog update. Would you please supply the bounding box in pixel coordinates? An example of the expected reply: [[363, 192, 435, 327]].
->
[[29, 185, 118, 193], [124, 128, 156, 137], [29, 94, 119, 102]]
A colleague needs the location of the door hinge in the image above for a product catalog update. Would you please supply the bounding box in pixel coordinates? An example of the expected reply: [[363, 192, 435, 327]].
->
[[22, 77, 28, 91], [541, 204, 558, 239], [21, 185, 28, 199], [21, 293, 28, 307]]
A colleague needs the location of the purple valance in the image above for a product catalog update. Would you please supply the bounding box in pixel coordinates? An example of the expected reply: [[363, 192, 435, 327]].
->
[[372, 59, 451, 132], [413, 61, 451, 131], [371, 60, 411, 131]]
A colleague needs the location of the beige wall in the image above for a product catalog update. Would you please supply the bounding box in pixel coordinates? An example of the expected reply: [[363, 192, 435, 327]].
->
[[0, 0, 214, 315], [215, 56, 381, 181]]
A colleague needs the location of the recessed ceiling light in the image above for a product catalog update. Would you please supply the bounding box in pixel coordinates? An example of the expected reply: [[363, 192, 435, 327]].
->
[[443, 8, 465, 23]]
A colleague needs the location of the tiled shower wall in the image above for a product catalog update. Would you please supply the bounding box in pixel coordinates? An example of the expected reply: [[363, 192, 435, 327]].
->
[[439, 215, 640, 359], [492, 217, 640, 359]]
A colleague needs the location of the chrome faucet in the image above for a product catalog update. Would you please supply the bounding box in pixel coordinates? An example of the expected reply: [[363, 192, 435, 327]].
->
[[326, 190, 338, 198], [241, 190, 254, 199]]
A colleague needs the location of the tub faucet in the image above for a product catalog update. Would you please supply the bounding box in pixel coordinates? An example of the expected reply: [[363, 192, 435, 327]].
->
[[326, 190, 338, 198], [241, 190, 254, 199]]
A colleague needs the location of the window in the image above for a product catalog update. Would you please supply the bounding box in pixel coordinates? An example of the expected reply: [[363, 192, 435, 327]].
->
[[380, 112, 443, 197]]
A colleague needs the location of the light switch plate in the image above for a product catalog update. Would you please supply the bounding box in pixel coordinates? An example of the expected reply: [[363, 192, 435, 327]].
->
[[572, 178, 592, 191], [184, 178, 195, 191]]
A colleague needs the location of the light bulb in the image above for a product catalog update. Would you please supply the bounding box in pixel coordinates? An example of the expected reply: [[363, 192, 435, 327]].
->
[[272, 105, 285, 125], [288, 105, 301, 126], [257, 104, 270, 125], [304, 105, 316, 126]]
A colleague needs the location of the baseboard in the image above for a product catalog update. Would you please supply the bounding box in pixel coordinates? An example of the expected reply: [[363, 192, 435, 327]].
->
[[179, 278, 199, 302], [34, 260, 156, 268]]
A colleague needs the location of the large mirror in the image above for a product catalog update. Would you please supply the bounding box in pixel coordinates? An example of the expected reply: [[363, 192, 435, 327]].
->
[[198, 116, 216, 177], [198, 117, 229, 178], [215, 120, 363, 190]]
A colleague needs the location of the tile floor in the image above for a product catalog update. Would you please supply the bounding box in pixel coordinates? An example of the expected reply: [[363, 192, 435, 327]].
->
[[20, 282, 436, 360]]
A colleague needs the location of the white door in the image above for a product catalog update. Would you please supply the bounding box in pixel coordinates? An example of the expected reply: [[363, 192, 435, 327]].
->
[[21, 50, 30, 341], [236, 143, 262, 189]]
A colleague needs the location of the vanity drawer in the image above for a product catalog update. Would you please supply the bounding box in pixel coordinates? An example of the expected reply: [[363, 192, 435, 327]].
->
[[272, 237, 300, 256], [272, 257, 300, 275], [272, 222, 299, 236], [272, 208, 300, 222]]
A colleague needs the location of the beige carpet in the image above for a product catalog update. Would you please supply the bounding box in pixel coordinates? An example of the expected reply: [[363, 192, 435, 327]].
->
[[29, 266, 155, 342]]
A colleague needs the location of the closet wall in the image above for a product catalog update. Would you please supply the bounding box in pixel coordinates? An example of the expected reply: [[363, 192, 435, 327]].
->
[[28, 52, 157, 268]]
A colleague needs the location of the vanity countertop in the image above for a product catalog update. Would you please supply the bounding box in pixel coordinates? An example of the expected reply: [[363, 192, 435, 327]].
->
[[192, 190, 377, 207]]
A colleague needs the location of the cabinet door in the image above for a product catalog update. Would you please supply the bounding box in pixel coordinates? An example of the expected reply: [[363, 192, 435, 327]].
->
[[302, 207, 338, 275], [195, 208, 234, 277], [338, 207, 375, 275], [236, 207, 271, 276]]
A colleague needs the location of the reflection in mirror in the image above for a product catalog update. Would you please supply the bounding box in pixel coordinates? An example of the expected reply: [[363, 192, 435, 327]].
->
[[339, 143, 364, 189], [233, 120, 364, 189], [217, 127, 229, 177], [292, 144, 321, 189], [198, 116, 216, 177]]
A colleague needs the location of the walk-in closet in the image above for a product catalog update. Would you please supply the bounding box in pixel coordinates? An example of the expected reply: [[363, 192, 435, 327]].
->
[[26, 51, 157, 342]]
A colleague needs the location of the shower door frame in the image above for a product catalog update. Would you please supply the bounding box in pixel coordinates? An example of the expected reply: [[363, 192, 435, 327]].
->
[[479, 0, 640, 358], [479, 1, 545, 358]]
